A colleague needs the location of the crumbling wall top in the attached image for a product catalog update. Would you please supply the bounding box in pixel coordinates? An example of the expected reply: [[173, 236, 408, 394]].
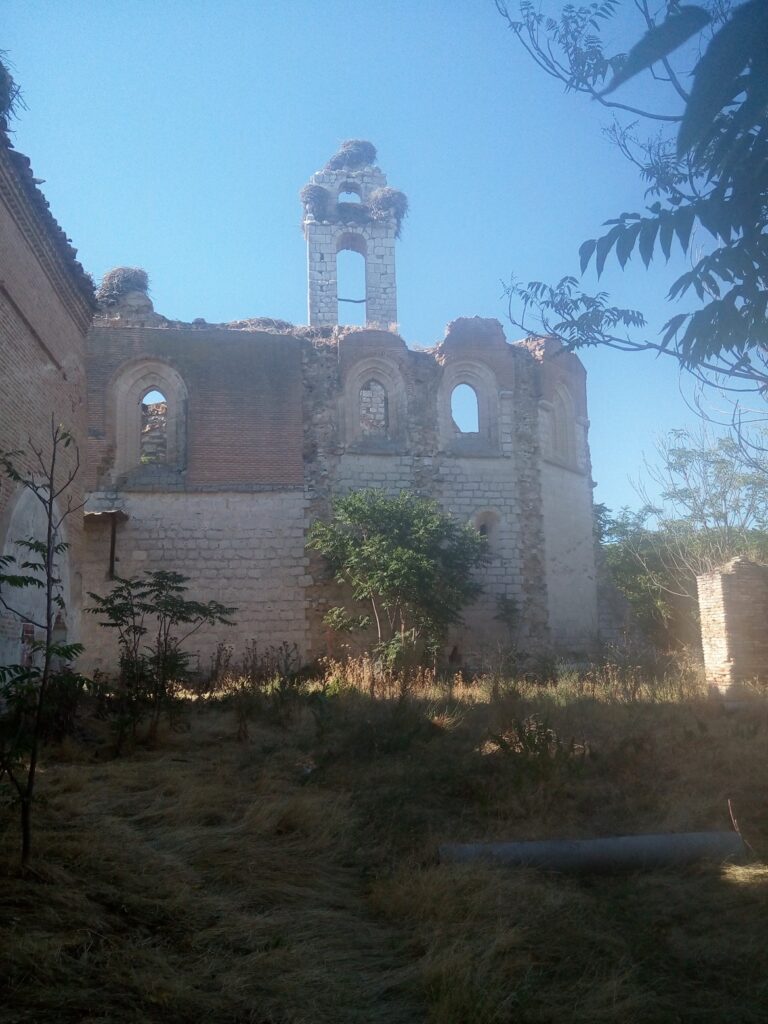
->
[[439, 317, 507, 352]]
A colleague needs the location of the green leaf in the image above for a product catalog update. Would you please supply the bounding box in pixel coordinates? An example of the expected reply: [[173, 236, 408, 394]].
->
[[672, 205, 696, 253], [579, 237, 597, 273], [679, 0, 768, 157], [600, 6, 710, 96], [661, 313, 689, 346], [595, 224, 622, 276], [638, 218, 660, 267], [616, 221, 642, 268]]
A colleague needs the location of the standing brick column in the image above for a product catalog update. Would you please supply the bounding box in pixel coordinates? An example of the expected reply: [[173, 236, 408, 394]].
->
[[697, 557, 768, 693]]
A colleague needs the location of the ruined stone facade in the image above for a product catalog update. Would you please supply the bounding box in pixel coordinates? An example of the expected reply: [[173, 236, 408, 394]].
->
[[0, 132, 94, 665], [0, 137, 600, 672], [71, 145, 599, 671], [697, 558, 768, 694]]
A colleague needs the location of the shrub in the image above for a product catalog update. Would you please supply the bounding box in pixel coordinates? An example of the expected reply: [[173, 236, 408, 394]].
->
[[307, 490, 488, 667], [88, 571, 235, 749]]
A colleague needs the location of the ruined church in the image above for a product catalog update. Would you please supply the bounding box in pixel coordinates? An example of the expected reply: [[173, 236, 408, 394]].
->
[[0, 139, 599, 671]]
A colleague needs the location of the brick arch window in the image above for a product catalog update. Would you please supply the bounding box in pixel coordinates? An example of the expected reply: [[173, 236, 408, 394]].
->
[[111, 361, 188, 480], [439, 361, 499, 451], [140, 388, 168, 464]]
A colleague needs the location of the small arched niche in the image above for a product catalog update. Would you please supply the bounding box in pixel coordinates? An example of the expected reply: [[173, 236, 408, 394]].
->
[[359, 379, 389, 436], [473, 509, 500, 550], [451, 383, 479, 433]]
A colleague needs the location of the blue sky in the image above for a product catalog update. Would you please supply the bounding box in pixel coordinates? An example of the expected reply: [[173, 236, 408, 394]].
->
[[4, 0, 708, 512]]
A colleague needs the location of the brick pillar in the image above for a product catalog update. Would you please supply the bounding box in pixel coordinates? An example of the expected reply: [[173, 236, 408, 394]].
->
[[697, 557, 768, 693]]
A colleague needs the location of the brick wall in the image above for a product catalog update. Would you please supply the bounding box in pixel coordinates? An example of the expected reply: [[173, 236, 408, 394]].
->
[[0, 140, 93, 663], [87, 326, 304, 489]]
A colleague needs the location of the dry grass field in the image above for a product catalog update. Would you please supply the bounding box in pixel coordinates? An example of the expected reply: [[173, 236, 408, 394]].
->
[[3, 662, 768, 1023]]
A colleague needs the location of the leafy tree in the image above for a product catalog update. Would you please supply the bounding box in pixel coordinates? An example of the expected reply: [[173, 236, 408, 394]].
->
[[88, 571, 235, 748], [600, 427, 768, 645], [498, 0, 768, 396], [307, 489, 488, 665], [0, 421, 84, 867]]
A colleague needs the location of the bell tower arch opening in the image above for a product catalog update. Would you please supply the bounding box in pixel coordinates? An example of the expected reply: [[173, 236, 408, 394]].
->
[[336, 232, 367, 326], [301, 140, 406, 329]]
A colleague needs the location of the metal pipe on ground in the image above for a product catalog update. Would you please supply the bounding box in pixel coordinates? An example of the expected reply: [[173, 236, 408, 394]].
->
[[439, 832, 747, 873]]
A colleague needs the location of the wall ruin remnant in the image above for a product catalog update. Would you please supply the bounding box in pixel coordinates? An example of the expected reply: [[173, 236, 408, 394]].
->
[[697, 558, 768, 694], [78, 143, 601, 672], [0, 127, 94, 665]]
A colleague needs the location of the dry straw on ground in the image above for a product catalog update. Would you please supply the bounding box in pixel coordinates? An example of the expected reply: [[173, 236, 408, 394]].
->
[[3, 661, 768, 1023]]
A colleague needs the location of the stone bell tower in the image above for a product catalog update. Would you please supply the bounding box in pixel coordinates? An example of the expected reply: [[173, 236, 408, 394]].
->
[[301, 140, 406, 328]]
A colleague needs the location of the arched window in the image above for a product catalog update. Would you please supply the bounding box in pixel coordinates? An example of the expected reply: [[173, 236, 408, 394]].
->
[[450, 383, 479, 433], [140, 389, 168, 463], [112, 361, 188, 481], [337, 233, 367, 326], [338, 186, 362, 204], [440, 362, 499, 451], [359, 380, 388, 436], [473, 510, 500, 550], [551, 387, 574, 463], [344, 356, 405, 447]]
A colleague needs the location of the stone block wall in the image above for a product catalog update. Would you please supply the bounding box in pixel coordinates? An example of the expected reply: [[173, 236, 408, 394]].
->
[[697, 558, 768, 693], [80, 490, 310, 672], [0, 138, 93, 664], [305, 220, 397, 328], [300, 317, 597, 663], [539, 462, 598, 648]]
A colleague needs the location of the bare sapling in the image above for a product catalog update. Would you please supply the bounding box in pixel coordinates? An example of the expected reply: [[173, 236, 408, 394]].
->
[[0, 418, 84, 868]]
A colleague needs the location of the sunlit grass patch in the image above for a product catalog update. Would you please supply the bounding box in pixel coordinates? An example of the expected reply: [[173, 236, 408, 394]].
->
[[3, 660, 768, 1022]]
